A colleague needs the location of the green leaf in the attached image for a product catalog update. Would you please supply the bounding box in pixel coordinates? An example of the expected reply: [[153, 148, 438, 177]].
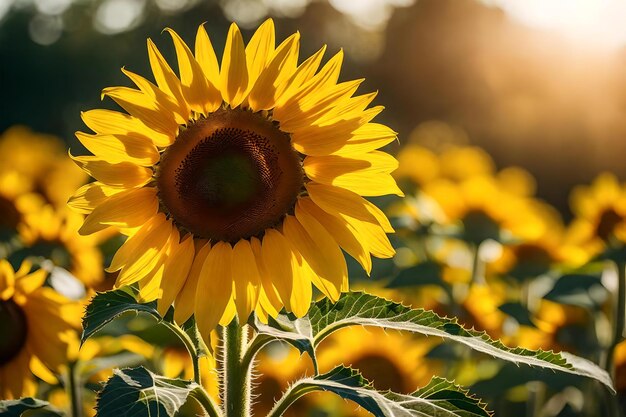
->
[[0, 398, 63, 417], [251, 314, 318, 372], [82, 288, 160, 344], [285, 366, 491, 417], [543, 273, 608, 308], [264, 292, 615, 392], [95, 366, 202, 417], [497, 302, 535, 327]]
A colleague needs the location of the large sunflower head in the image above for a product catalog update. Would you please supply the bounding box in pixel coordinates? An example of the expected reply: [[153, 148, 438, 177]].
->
[[0, 260, 80, 399], [68, 20, 400, 339]]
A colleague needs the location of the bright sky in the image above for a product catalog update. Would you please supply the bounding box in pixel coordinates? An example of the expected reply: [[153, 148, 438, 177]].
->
[[484, 0, 626, 49]]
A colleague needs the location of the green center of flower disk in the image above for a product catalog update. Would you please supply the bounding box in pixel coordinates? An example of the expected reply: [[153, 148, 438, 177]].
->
[[0, 299, 28, 366], [157, 108, 303, 242]]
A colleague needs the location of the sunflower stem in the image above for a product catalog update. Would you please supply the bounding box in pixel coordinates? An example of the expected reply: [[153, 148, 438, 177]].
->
[[190, 386, 222, 417], [606, 260, 626, 381], [67, 361, 82, 417], [162, 320, 201, 385], [223, 318, 251, 417]]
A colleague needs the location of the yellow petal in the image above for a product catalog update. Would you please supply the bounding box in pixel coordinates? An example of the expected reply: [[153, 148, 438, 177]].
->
[[196, 242, 233, 337], [307, 183, 395, 258], [81, 109, 172, 148], [121, 67, 188, 124], [137, 261, 166, 303], [75, 131, 159, 166], [220, 23, 248, 107], [298, 197, 372, 274], [158, 233, 195, 316], [274, 49, 343, 112], [29, 356, 58, 385], [288, 248, 313, 318], [71, 155, 153, 188], [278, 79, 364, 133], [68, 181, 125, 214], [247, 32, 300, 111], [304, 152, 403, 197], [146, 38, 190, 116], [260, 228, 313, 317], [274, 45, 326, 107], [115, 215, 171, 287], [282, 214, 343, 301], [79, 187, 158, 235], [245, 18, 275, 89], [166, 28, 221, 114], [0, 260, 16, 301], [231, 239, 261, 323], [250, 236, 282, 317], [195, 24, 220, 87], [102, 86, 179, 138], [306, 182, 394, 232], [174, 241, 211, 325]]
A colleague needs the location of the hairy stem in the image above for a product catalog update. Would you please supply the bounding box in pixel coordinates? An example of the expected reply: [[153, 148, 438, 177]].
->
[[190, 387, 222, 417], [223, 318, 250, 417], [162, 320, 202, 385], [266, 383, 317, 417]]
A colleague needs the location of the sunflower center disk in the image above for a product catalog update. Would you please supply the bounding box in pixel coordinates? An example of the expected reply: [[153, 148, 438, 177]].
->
[[158, 109, 303, 242], [0, 299, 28, 366]]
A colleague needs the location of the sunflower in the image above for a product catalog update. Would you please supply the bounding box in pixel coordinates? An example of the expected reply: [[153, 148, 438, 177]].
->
[[0, 260, 80, 399], [8, 205, 106, 289], [422, 174, 546, 245], [0, 126, 87, 207], [568, 173, 626, 257], [510, 300, 594, 354], [68, 19, 399, 337], [0, 170, 43, 243]]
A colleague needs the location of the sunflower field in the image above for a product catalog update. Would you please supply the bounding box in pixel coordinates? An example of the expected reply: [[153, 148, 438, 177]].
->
[[1, 1, 626, 416]]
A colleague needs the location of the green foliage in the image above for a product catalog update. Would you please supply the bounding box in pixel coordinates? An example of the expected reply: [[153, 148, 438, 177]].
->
[[543, 273, 608, 309], [81, 288, 160, 344], [283, 366, 491, 417], [497, 302, 535, 327], [95, 367, 201, 417], [256, 292, 614, 392], [0, 398, 62, 417]]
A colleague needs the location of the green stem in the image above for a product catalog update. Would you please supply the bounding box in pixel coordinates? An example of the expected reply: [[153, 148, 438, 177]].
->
[[606, 260, 626, 380], [162, 320, 201, 385], [470, 242, 484, 286], [266, 384, 317, 417], [223, 318, 250, 417], [190, 387, 222, 417], [67, 362, 82, 417], [241, 333, 274, 374]]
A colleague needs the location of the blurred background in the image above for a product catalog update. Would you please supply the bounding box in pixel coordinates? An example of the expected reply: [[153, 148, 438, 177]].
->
[[2, 0, 626, 217]]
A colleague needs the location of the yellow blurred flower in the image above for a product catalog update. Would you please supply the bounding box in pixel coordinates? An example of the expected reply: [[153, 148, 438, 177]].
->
[[0, 171, 44, 241], [161, 345, 220, 402], [437, 145, 495, 182], [423, 175, 547, 244], [568, 172, 626, 257], [394, 145, 440, 185], [15, 205, 107, 288], [511, 300, 592, 354], [0, 126, 87, 207], [0, 260, 81, 399]]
